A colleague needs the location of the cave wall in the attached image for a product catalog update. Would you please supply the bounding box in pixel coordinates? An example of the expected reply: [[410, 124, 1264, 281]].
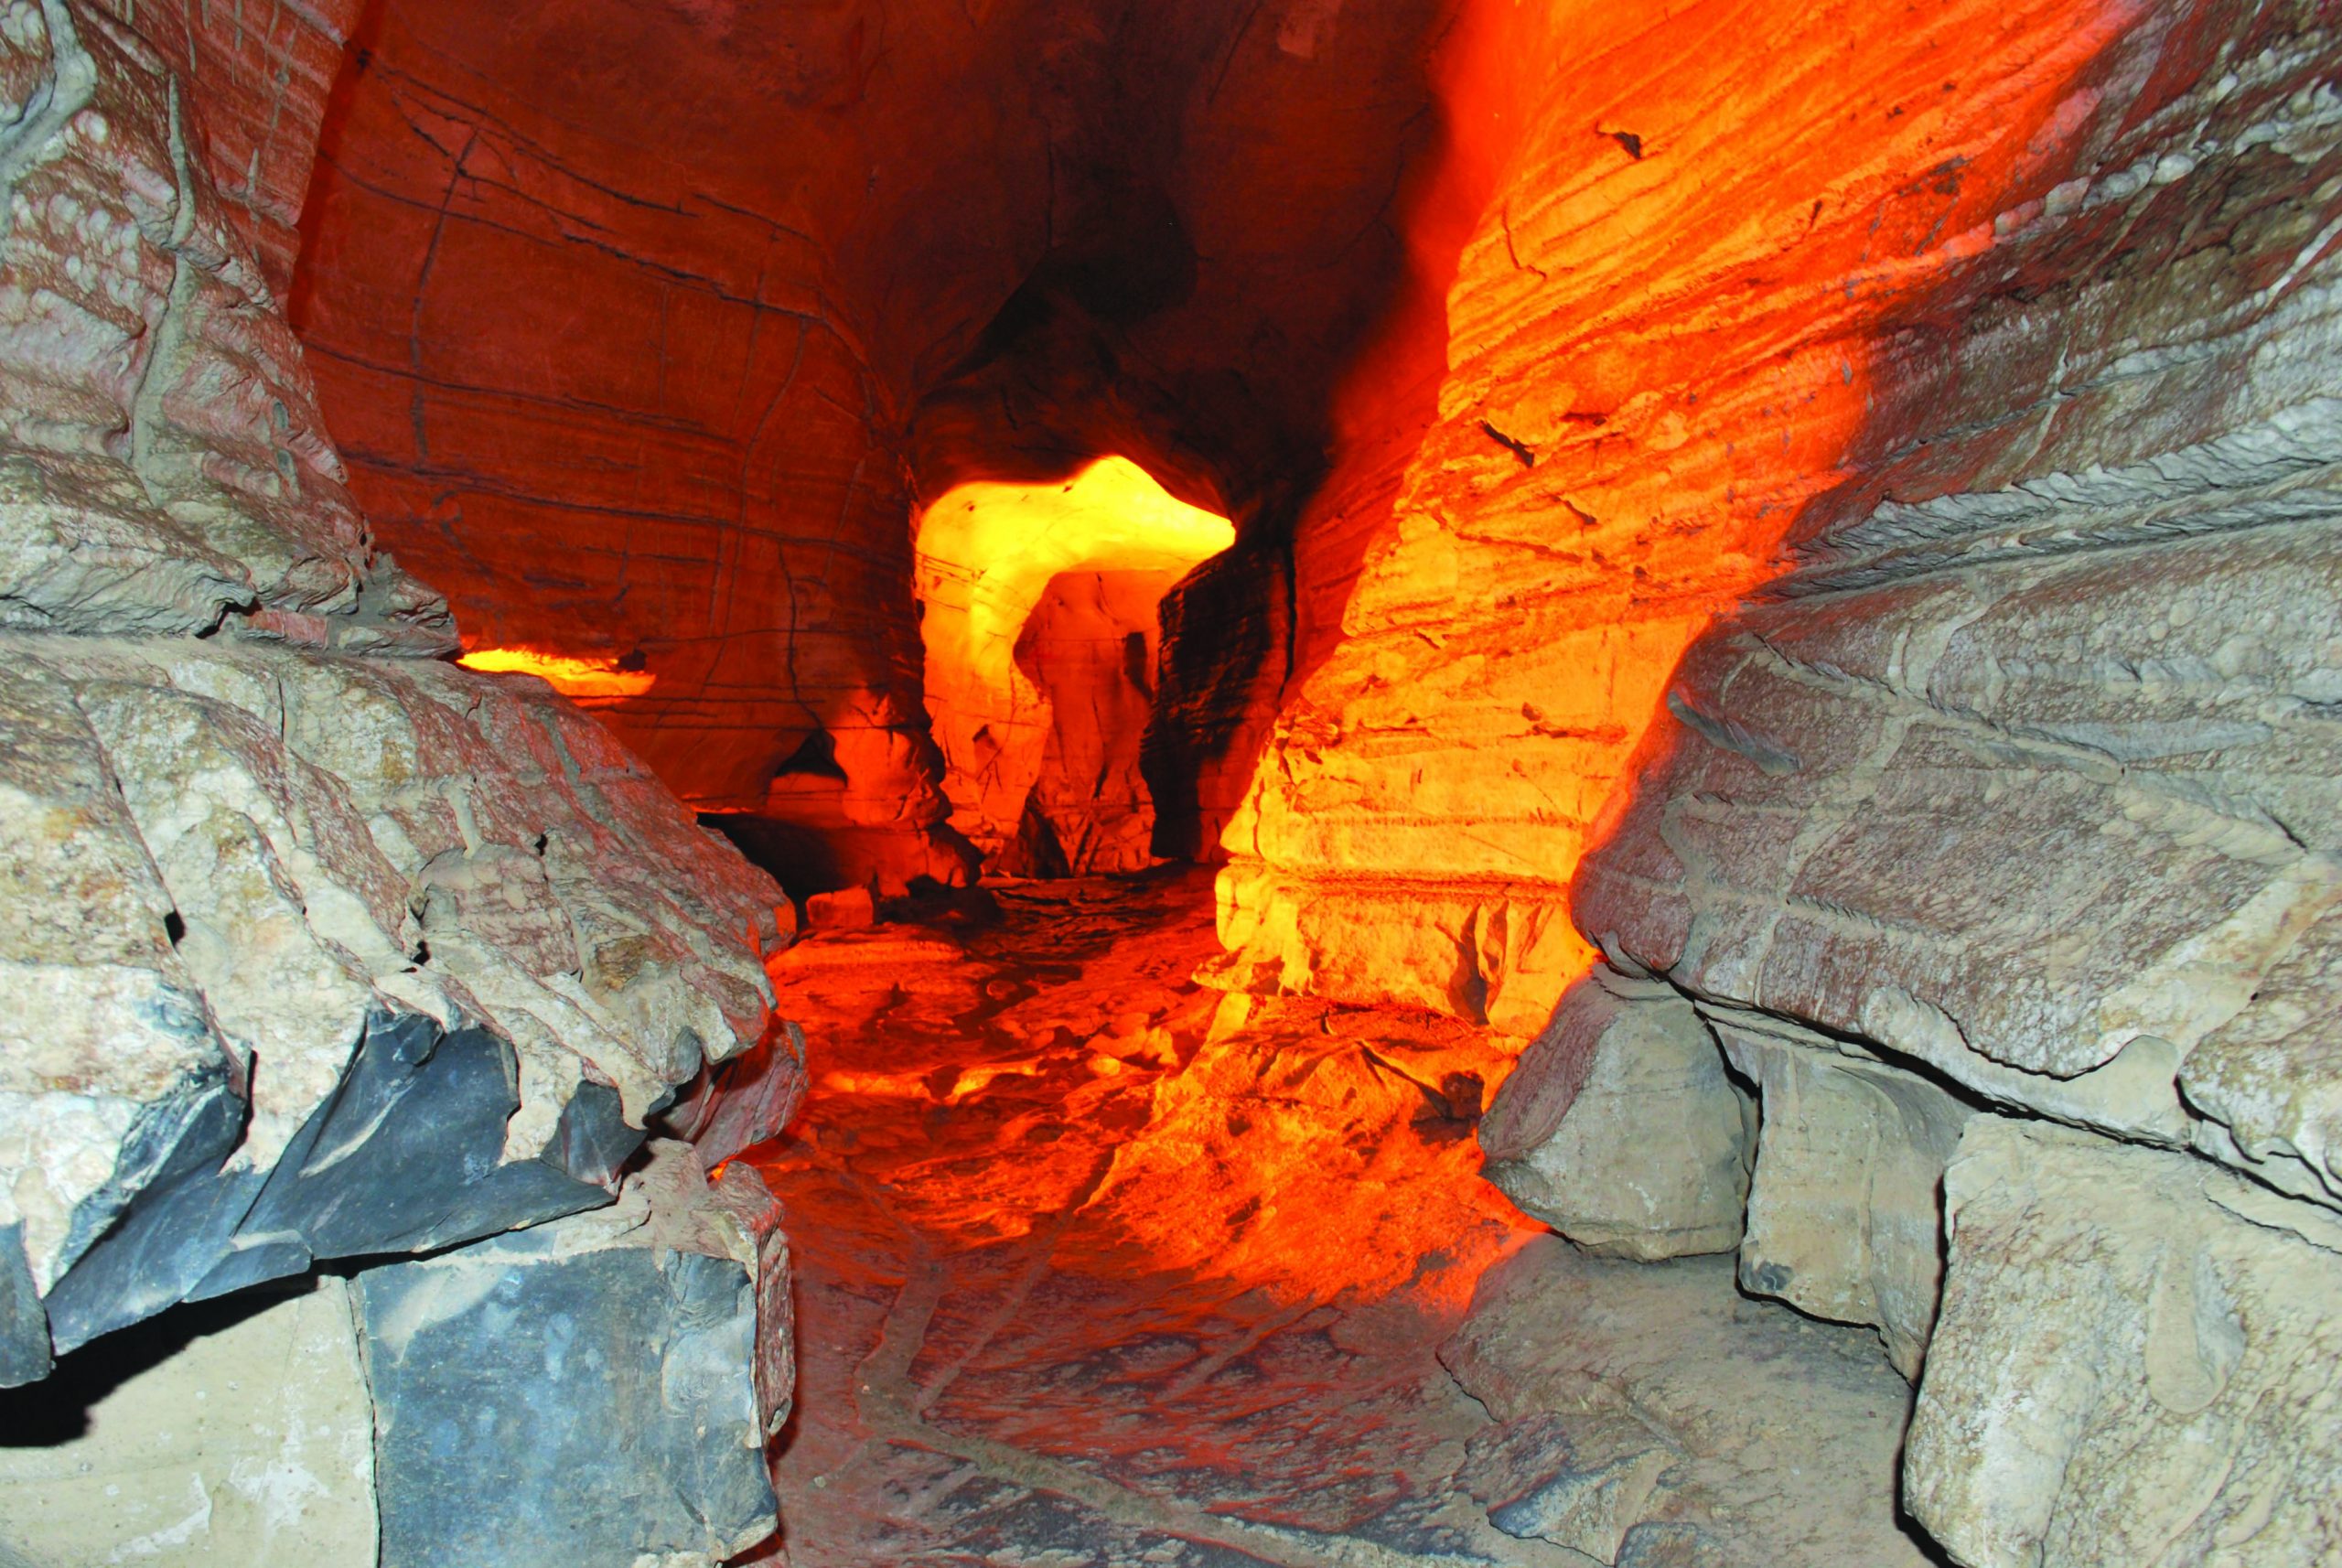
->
[[1460, 1, 2342, 1560], [0, 5, 800, 1561], [1211, 0, 2225, 1034], [291, 0, 1484, 889], [288, 0, 981, 887], [913, 457, 1233, 874]]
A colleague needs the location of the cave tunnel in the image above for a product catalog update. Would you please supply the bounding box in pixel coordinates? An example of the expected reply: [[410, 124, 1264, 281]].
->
[[2, 0, 2340, 1564]]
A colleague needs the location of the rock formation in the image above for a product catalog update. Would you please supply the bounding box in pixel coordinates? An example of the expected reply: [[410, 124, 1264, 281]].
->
[[1474, 3, 2342, 1558], [2, 0, 2338, 1563], [915, 457, 1233, 874], [0, 5, 798, 1562]]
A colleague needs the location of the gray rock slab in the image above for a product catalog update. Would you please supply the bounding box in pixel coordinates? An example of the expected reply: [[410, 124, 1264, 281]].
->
[[356, 1142, 787, 1568]]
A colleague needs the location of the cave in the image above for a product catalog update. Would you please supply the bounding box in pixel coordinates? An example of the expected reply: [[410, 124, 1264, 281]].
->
[[1, 0, 2338, 1564]]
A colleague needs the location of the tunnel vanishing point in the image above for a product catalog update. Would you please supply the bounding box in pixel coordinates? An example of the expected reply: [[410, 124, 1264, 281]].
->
[[1, 0, 2339, 1563]]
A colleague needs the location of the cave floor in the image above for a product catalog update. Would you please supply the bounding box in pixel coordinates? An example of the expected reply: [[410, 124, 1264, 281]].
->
[[746, 869, 1936, 1567]]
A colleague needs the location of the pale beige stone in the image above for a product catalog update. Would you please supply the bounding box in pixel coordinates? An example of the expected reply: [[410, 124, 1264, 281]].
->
[[1906, 1117, 2342, 1568], [1481, 970, 1752, 1260], [1708, 1008, 1973, 1380], [0, 1277, 376, 1566]]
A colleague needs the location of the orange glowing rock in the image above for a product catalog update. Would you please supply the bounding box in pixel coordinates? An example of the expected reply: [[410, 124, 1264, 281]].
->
[[916, 457, 1234, 874], [1214, 0, 2156, 1034], [456, 647, 658, 701]]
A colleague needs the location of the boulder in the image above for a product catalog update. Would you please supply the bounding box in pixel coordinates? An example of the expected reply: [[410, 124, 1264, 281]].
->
[[1906, 1118, 2342, 1568], [1480, 967, 1752, 1260], [0, 633, 793, 1373], [357, 1142, 790, 1568], [1443, 1237, 1932, 1568]]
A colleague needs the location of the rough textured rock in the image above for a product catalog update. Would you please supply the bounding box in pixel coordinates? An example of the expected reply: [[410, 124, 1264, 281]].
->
[[0, 0, 448, 654], [1216, 0, 2342, 1052], [1479, 967, 1752, 1260], [0, 631, 793, 1368], [913, 458, 1232, 875], [757, 870, 1937, 1567], [0, 1277, 377, 1566], [1442, 1236, 1935, 1568], [291, 0, 1478, 865], [1707, 1008, 1974, 1380], [358, 1142, 789, 1568], [1574, 473, 2342, 1209], [1907, 1118, 2342, 1568]]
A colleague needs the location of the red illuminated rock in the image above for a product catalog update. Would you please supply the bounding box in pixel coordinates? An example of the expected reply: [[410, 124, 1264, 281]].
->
[[1214, 0, 2218, 1033], [291, 0, 1477, 882]]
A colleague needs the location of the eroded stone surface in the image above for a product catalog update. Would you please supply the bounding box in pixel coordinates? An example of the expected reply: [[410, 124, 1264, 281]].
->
[[1574, 506, 2342, 1210], [0, 0, 447, 653], [1444, 1237, 1935, 1568], [0, 632, 794, 1366], [1480, 968, 1752, 1261], [1907, 1118, 2342, 1568], [1223, 0, 2342, 1050], [750, 872, 1934, 1567], [1708, 1009, 1975, 1380]]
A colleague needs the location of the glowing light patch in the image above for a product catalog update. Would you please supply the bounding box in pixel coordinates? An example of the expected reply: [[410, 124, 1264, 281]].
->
[[915, 456, 1235, 852], [457, 647, 656, 700]]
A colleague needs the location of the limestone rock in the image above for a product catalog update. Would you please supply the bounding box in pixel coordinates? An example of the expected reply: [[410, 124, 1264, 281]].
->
[[1708, 1008, 1974, 1380], [0, 0, 448, 653], [1480, 968, 1752, 1260], [1574, 503, 2342, 1208], [657, 1017, 812, 1170], [1219, 0, 2342, 1037], [289, 0, 1471, 861], [357, 1142, 788, 1568], [1906, 1118, 2342, 1568], [915, 461, 1232, 875], [0, 632, 793, 1372], [1461, 1409, 1682, 1564], [1442, 1237, 1934, 1568], [0, 1276, 377, 1566]]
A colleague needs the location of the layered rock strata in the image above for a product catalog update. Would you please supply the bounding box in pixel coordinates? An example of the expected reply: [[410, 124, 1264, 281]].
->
[[291, 0, 1486, 882], [2, 633, 790, 1371], [0, 5, 802, 1561], [1481, 5, 2342, 1559], [1214, 0, 2317, 1034]]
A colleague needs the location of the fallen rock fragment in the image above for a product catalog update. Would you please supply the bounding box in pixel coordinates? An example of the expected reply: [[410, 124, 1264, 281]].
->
[[1479, 967, 1752, 1260], [358, 1142, 790, 1568]]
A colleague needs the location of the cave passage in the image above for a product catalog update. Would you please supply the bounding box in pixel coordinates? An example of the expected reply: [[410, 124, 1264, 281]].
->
[[915, 457, 1235, 877], [752, 870, 1928, 1563], [2, 0, 2336, 1563]]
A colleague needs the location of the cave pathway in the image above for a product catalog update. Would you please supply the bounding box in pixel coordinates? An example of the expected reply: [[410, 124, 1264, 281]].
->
[[747, 870, 1934, 1567]]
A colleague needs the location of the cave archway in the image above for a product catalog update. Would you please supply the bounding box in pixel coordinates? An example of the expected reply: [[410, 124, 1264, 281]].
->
[[914, 456, 1235, 875]]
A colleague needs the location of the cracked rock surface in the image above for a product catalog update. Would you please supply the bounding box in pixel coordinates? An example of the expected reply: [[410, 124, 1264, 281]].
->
[[0, 630, 795, 1376]]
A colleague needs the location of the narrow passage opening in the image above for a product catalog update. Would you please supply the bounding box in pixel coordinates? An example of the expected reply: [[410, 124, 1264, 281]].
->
[[914, 456, 1235, 877]]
